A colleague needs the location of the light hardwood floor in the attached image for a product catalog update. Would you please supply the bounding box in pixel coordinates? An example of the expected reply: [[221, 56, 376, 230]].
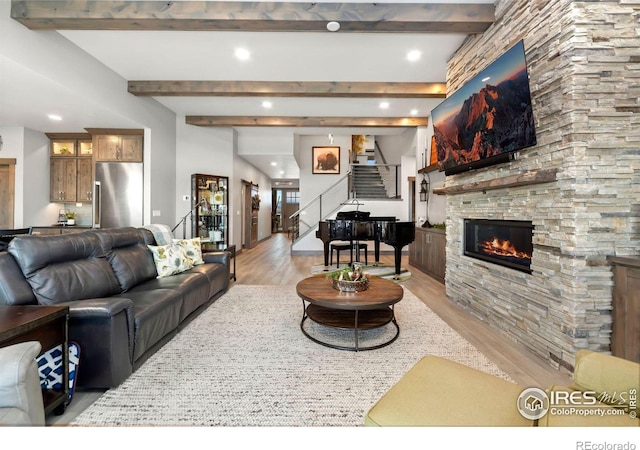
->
[[48, 232, 572, 425], [236, 232, 573, 388]]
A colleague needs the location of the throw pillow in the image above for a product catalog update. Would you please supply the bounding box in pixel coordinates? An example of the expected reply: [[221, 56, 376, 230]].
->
[[37, 342, 81, 403], [147, 244, 194, 278], [173, 237, 205, 266]]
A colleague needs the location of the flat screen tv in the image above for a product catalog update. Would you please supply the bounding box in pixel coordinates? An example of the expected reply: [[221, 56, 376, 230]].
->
[[431, 40, 537, 175]]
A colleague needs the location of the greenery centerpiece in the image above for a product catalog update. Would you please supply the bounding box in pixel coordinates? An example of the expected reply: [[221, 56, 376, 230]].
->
[[327, 263, 369, 292]]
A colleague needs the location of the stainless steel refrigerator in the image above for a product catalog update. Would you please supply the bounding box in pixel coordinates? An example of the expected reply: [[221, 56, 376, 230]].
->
[[93, 162, 144, 228]]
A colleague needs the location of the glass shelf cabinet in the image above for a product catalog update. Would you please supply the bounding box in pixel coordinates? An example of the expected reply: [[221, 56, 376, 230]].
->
[[191, 173, 229, 249]]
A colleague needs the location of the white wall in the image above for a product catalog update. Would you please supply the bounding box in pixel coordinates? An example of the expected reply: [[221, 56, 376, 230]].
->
[[174, 118, 234, 239], [1, 2, 177, 228], [415, 126, 446, 226], [297, 134, 352, 207], [232, 131, 273, 246]]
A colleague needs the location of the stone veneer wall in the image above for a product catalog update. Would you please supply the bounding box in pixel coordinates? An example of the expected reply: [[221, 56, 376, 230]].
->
[[443, 0, 639, 372]]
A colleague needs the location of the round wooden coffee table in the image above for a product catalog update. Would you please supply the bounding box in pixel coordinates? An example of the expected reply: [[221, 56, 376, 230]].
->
[[296, 275, 404, 351]]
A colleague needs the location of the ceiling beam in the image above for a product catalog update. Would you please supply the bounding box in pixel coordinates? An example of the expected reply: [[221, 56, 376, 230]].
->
[[128, 80, 446, 98], [12, 1, 495, 33], [186, 116, 429, 127]]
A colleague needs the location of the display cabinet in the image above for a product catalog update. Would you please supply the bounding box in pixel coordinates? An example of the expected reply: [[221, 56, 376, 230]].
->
[[191, 173, 228, 249]]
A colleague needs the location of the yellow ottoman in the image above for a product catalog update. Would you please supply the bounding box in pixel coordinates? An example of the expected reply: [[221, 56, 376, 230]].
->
[[365, 355, 533, 426]]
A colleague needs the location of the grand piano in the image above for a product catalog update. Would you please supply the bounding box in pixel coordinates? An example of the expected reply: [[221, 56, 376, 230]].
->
[[316, 211, 416, 278]]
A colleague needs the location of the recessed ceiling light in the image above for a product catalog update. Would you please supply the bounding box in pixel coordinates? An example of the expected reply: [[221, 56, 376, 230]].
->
[[235, 48, 250, 61], [271, 162, 277, 166], [379, 101, 390, 109], [262, 101, 272, 109], [327, 21, 340, 32], [48, 114, 63, 121], [410, 109, 418, 116], [407, 50, 421, 62], [280, 170, 285, 175]]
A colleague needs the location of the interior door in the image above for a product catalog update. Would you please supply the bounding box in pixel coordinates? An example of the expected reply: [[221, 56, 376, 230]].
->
[[0, 159, 16, 229]]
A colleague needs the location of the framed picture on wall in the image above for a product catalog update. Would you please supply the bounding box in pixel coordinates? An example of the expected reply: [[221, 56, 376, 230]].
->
[[312, 146, 340, 174]]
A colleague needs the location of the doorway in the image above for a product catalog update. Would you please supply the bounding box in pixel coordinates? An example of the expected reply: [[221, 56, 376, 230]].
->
[[242, 180, 259, 249], [0, 159, 16, 229], [271, 188, 299, 236]]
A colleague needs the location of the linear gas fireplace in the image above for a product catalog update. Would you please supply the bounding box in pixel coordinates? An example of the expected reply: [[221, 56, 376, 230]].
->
[[464, 219, 534, 273]]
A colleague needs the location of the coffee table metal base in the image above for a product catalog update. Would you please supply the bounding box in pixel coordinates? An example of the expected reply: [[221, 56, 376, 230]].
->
[[300, 301, 400, 352]]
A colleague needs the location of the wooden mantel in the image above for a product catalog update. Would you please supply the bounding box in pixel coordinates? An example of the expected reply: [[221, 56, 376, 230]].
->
[[432, 169, 558, 195]]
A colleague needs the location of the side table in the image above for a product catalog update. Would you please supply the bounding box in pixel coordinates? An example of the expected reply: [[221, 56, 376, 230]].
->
[[0, 305, 69, 415]]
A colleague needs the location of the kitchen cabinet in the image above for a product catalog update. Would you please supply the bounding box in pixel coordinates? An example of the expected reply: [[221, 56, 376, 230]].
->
[[409, 227, 446, 283], [47, 133, 94, 203], [90, 131, 143, 162], [76, 157, 93, 202], [191, 173, 229, 249], [50, 158, 77, 202]]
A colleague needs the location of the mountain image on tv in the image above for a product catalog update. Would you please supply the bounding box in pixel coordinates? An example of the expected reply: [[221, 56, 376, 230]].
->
[[432, 40, 536, 173]]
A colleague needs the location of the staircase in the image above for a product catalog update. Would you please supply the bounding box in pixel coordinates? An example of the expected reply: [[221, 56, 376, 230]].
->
[[352, 165, 389, 199]]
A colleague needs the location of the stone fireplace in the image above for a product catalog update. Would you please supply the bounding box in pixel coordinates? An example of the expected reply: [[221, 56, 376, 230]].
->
[[438, 0, 640, 373], [463, 219, 533, 274]]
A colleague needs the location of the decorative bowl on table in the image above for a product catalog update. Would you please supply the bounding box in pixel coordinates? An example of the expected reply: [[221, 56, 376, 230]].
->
[[331, 277, 369, 292], [328, 264, 369, 292]]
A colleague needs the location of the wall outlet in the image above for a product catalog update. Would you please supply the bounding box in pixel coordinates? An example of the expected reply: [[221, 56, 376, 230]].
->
[[183, 195, 190, 201], [152, 210, 161, 217]]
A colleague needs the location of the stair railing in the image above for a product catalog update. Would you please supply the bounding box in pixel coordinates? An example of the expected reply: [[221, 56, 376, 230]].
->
[[288, 171, 352, 242]]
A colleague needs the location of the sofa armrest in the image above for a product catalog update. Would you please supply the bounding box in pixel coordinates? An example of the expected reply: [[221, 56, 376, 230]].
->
[[63, 297, 134, 319], [203, 251, 230, 268], [58, 298, 135, 389], [0, 341, 45, 426], [572, 350, 640, 414]]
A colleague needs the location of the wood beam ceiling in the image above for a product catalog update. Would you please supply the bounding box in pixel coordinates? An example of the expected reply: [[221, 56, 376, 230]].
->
[[186, 116, 429, 127], [11, 1, 490, 127], [128, 81, 447, 98], [11, 1, 495, 33]]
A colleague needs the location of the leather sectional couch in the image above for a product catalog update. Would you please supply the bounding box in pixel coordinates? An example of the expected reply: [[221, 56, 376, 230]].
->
[[0, 227, 230, 389]]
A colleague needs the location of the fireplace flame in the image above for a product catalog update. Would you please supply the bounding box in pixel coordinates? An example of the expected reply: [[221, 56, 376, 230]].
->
[[481, 237, 532, 260]]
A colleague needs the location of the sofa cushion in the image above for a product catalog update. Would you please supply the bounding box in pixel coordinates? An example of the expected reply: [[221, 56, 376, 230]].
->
[[124, 289, 183, 362], [131, 270, 211, 322], [147, 244, 193, 278], [8, 233, 121, 305], [93, 228, 158, 292], [189, 262, 230, 299]]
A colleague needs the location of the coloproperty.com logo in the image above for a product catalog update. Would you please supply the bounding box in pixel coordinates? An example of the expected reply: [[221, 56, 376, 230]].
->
[[517, 387, 638, 420]]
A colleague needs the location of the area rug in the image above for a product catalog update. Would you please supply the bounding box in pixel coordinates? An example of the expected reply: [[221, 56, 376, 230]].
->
[[71, 284, 510, 427], [310, 263, 412, 282]]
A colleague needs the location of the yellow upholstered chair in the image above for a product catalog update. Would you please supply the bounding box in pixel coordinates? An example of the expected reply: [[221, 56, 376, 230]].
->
[[365, 350, 639, 427]]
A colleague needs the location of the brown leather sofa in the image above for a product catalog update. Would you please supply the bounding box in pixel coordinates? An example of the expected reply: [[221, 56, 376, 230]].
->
[[0, 227, 230, 389]]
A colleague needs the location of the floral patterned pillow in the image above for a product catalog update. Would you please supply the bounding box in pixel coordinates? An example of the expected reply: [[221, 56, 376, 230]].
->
[[173, 237, 204, 266], [147, 244, 194, 278]]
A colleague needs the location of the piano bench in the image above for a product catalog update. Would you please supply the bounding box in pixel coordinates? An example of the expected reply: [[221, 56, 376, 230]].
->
[[330, 242, 368, 267]]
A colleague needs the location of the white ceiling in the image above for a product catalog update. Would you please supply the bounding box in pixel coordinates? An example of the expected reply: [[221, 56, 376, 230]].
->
[[1, 0, 496, 179]]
